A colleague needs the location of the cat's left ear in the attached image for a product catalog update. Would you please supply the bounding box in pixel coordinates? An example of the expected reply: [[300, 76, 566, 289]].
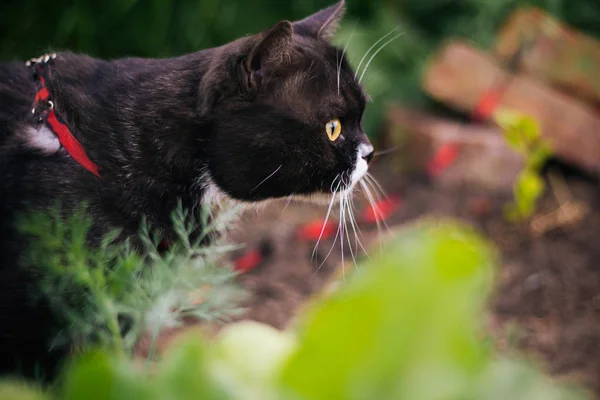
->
[[293, 0, 346, 42], [243, 20, 294, 90]]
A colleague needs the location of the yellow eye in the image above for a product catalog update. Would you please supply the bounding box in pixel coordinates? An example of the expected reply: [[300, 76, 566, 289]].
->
[[325, 118, 342, 142]]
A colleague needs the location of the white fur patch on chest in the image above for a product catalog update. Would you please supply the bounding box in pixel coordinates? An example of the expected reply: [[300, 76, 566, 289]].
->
[[22, 125, 61, 155]]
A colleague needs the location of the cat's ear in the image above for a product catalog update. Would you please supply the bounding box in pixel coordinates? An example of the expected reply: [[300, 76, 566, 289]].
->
[[293, 0, 346, 42], [243, 20, 294, 89]]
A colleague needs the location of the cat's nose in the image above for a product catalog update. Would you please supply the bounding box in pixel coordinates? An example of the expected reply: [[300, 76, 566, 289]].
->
[[359, 143, 374, 164]]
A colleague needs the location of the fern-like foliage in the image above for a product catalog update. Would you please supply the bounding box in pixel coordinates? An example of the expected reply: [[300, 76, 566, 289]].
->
[[17, 201, 247, 361]]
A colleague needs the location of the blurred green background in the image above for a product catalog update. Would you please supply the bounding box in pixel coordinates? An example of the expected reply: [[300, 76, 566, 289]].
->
[[2, 0, 600, 135]]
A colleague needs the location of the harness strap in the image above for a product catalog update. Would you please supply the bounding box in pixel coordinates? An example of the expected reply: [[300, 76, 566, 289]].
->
[[28, 56, 101, 178]]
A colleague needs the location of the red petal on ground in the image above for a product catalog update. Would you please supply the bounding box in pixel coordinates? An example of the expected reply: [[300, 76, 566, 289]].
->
[[471, 87, 504, 121], [361, 195, 402, 223], [234, 249, 263, 273], [297, 219, 337, 241], [426, 143, 461, 177]]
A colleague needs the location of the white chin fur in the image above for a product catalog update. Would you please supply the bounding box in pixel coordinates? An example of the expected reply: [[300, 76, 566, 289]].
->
[[350, 158, 368, 189], [350, 143, 373, 189]]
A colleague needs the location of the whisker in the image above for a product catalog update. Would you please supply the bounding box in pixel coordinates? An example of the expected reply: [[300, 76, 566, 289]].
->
[[354, 26, 401, 81], [362, 177, 391, 233], [312, 177, 341, 260], [345, 195, 361, 269], [364, 176, 393, 234], [342, 189, 358, 269], [349, 190, 359, 251], [314, 211, 341, 278], [347, 193, 369, 258], [339, 174, 346, 280], [360, 179, 384, 254], [373, 146, 399, 157], [251, 164, 283, 193], [338, 22, 357, 96], [330, 174, 341, 193], [281, 194, 294, 215], [366, 172, 389, 201], [314, 175, 343, 276], [353, 199, 359, 251], [358, 32, 404, 84], [336, 48, 339, 95]]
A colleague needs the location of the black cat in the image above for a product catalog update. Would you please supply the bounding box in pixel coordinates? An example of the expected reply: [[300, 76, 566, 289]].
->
[[0, 0, 373, 381]]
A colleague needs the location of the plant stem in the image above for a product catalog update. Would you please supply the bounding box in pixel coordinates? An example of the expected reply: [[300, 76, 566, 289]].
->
[[95, 292, 125, 357], [146, 326, 162, 370]]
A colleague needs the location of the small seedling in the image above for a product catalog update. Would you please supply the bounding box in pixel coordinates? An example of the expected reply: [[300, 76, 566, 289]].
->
[[493, 109, 553, 221]]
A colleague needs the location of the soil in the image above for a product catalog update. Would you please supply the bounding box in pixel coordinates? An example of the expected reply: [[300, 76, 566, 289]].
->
[[225, 153, 600, 397]]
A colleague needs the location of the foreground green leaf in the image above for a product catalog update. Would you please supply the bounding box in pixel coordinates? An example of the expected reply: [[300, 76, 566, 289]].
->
[[207, 321, 297, 400], [278, 220, 496, 400], [0, 380, 49, 400], [60, 352, 151, 400]]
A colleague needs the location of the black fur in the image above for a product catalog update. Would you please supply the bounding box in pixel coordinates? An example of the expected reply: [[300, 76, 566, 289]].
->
[[0, 0, 373, 380]]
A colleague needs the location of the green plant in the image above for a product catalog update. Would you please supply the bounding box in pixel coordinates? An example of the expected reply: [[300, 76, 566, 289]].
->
[[17, 201, 246, 361], [494, 110, 553, 221], [3, 218, 589, 399]]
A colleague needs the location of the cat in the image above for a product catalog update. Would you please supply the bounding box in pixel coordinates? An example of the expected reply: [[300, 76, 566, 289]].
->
[[0, 0, 373, 382]]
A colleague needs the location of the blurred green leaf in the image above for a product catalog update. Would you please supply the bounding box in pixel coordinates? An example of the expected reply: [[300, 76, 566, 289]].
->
[[278, 220, 496, 400], [156, 335, 229, 400], [0, 380, 50, 400], [207, 321, 297, 400], [60, 352, 152, 400]]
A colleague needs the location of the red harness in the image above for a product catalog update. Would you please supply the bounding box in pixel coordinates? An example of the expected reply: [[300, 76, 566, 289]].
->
[[29, 57, 101, 178]]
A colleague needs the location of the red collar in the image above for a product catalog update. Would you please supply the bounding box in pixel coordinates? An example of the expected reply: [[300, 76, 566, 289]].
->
[[29, 55, 101, 178]]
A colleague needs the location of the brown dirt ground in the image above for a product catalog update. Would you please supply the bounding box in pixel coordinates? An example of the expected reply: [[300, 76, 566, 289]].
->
[[224, 154, 600, 397]]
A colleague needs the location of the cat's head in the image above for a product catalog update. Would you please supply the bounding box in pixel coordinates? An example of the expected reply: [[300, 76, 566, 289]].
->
[[201, 1, 373, 205]]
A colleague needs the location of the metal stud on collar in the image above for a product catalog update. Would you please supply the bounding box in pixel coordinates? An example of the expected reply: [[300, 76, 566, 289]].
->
[[25, 53, 57, 67]]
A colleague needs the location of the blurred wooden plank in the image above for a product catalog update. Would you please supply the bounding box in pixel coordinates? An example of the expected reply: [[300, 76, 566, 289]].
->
[[386, 106, 524, 191], [423, 40, 600, 175], [496, 7, 600, 106]]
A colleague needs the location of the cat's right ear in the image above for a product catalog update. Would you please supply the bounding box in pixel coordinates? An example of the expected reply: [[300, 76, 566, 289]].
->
[[293, 0, 345, 42], [242, 20, 294, 90]]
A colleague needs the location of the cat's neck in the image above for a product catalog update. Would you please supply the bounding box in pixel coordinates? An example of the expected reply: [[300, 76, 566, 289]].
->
[[44, 50, 219, 183], [34, 49, 232, 229]]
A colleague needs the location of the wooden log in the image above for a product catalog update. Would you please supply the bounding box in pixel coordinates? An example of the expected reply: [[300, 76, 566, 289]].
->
[[495, 7, 600, 106], [423, 40, 600, 175], [386, 106, 524, 191]]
